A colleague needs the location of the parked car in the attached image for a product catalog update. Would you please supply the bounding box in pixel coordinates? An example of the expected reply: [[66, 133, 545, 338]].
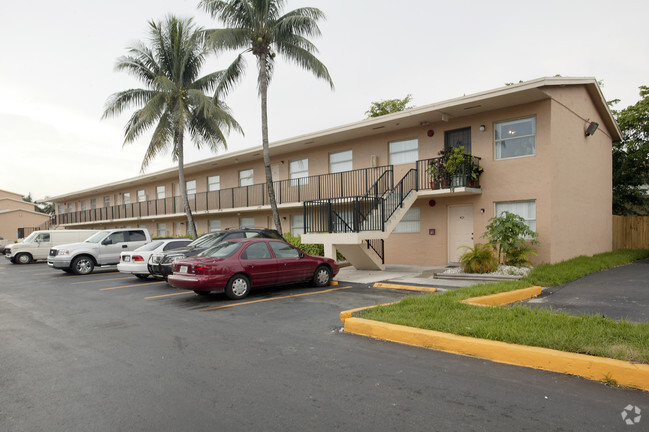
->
[[167, 238, 339, 299], [48, 228, 151, 275], [148, 228, 283, 279], [118, 238, 192, 279], [5, 230, 98, 264]]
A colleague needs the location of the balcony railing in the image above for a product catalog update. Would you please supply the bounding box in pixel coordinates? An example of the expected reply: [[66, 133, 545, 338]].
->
[[55, 165, 393, 225], [416, 155, 482, 190]]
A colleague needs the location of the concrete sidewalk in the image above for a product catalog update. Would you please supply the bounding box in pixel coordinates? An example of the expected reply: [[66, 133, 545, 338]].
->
[[335, 264, 477, 289]]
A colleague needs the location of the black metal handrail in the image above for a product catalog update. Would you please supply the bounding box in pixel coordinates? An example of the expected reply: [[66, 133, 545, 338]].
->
[[56, 165, 393, 225]]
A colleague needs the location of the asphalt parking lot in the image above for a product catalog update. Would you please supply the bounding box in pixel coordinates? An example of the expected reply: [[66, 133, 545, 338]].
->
[[1, 262, 646, 431]]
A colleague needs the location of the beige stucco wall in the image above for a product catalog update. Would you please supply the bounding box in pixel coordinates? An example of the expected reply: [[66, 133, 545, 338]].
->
[[0, 211, 50, 241], [545, 86, 613, 261]]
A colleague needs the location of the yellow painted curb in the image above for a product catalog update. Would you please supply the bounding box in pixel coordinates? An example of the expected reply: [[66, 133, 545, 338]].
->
[[461, 286, 542, 306], [329, 281, 339, 286], [339, 302, 398, 323], [343, 317, 649, 391], [373, 282, 438, 293]]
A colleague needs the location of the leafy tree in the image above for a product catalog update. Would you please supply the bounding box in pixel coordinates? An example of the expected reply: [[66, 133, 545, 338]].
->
[[482, 211, 539, 265], [103, 16, 241, 238], [612, 85, 649, 215], [365, 94, 413, 118], [200, 0, 334, 235]]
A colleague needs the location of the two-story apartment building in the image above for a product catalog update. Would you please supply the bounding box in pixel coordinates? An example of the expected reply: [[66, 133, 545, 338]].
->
[[0, 190, 50, 241], [47, 77, 620, 269]]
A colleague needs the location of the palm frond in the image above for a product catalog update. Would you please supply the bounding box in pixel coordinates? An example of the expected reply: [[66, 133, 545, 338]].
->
[[275, 40, 333, 89]]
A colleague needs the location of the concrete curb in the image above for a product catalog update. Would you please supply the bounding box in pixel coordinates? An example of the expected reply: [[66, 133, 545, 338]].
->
[[372, 282, 439, 293], [342, 317, 649, 391], [340, 286, 649, 391], [461, 286, 542, 306]]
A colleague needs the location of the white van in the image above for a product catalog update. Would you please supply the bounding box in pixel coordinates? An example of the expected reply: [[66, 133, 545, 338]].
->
[[5, 230, 98, 264]]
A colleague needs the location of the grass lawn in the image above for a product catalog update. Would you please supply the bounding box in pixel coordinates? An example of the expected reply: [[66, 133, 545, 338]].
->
[[359, 249, 649, 364]]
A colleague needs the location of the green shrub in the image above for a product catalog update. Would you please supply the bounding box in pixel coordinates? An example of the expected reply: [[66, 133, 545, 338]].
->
[[459, 243, 498, 273], [504, 243, 538, 267], [283, 233, 324, 256], [483, 211, 539, 265]]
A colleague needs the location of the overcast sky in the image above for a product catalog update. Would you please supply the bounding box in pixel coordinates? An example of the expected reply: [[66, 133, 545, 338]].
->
[[1, 0, 647, 201]]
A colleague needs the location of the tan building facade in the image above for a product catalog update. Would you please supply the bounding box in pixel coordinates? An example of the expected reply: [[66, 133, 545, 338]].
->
[[47, 77, 620, 268], [0, 190, 50, 241]]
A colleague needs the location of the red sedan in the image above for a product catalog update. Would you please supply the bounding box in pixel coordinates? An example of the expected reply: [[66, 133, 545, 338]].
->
[[168, 238, 339, 299]]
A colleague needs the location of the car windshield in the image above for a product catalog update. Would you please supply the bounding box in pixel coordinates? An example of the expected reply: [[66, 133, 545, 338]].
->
[[199, 241, 242, 258], [23, 232, 39, 243], [188, 233, 226, 249], [135, 240, 164, 251], [85, 230, 110, 243]]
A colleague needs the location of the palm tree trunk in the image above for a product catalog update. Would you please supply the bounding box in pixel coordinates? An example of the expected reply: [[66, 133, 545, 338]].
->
[[259, 55, 283, 235], [177, 133, 198, 239]]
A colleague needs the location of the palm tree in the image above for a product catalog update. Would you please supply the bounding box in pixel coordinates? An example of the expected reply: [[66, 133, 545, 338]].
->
[[103, 16, 242, 239], [199, 0, 334, 235]]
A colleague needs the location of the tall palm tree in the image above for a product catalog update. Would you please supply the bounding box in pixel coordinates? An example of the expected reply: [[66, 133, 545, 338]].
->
[[103, 16, 241, 239], [199, 0, 334, 235]]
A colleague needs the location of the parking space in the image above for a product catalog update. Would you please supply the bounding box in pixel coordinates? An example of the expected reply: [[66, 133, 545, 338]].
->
[[1, 261, 645, 431]]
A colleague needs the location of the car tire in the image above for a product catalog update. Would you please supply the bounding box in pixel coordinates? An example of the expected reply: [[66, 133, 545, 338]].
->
[[71, 256, 95, 275], [15, 253, 32, 264], [225, 274, 251, 300], [312, 265, 332, 287], [135, 274, 149, 280]]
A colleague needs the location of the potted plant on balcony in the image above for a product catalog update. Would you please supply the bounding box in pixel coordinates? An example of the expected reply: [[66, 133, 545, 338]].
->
[[427, 149, 450, 189], [444, 146, 483, 188]]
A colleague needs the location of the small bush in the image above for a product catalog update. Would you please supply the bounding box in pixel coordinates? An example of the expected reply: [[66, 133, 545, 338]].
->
[[283, 233, 324, 256], [459, 243, 498, 273], [504, 243, 538, 267]]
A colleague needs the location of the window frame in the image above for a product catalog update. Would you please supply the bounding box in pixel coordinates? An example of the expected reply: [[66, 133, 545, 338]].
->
[[494, 200, 537, 234], [157, 186, 165, 200], [329, 150, 353, 174], [208, 175, 221, 192], [494, 116, 536, 160], [389, 138, 419, 165], [393, 207, 420, 233], [289, 158, 309, 185], [239, 169, 254, 187]]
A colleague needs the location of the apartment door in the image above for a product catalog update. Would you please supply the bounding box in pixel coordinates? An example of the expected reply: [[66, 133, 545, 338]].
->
[[448, 204, 473, 263], [271, 164, 280, 182]]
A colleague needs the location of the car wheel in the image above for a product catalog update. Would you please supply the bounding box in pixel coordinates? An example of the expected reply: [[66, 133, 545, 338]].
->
[[135, 274, 149, 280], [71, 256, 94, 275], [312, 265, 332, 287], [15, 253, 32, 264], [194, 290, 211, 296], [225, 274, 251, 300]]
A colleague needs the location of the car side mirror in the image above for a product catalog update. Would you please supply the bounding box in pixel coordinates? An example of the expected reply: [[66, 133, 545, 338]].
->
[[299, 251, 305, 258], [102, 239, 113, 245]]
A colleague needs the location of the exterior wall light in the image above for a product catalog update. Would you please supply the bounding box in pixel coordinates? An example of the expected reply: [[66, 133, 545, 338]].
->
[[479, 125, 486, 132], [585, 121, 599, 136]]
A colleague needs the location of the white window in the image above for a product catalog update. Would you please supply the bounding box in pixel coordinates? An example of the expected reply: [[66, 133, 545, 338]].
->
[[393, 207, 420, 233], [289, 159, 309, 185], [239, 169, 254, 187], [157, 186, 165, 200], [157, 223, 167, 237], [209, 220, 221, 232], [123, 193, 131, 205], [291, 214, 305, 236], [186, 180, 196, 199], [58, 205, 63, 214], [90, 199, 96, 210], [389, 138, 418, 165], [208, 175, 221, 192], [80, 201, 86, 211], [104, 196, 110, 207], [495, 200, 537, 232], [137, 190, 146, 202], [495, 117, 536, 160], [330, 150, 353, 173], [240, 217, 255, 229], [68, 203, 73, 213]]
